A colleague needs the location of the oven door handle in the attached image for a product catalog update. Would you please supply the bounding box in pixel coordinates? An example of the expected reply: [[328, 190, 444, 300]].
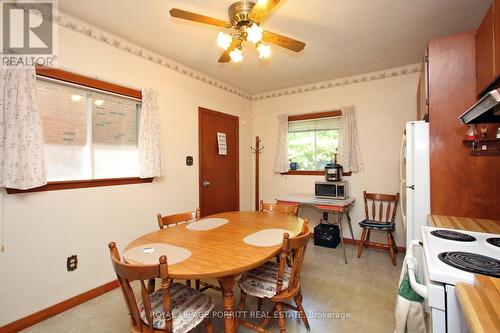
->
[[406, 240, 428, 299]]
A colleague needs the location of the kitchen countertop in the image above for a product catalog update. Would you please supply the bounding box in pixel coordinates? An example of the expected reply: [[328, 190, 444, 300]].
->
[[428, 215, 500, 234], [455, 275, 500, 333]]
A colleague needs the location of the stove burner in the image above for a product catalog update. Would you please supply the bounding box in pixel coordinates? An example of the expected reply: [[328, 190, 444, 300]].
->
[[438, 252, 500, 278], [431, 230, 476, 242], [486, 238, 500, 248]]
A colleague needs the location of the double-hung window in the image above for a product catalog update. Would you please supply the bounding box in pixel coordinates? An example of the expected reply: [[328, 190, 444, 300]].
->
[[37, 78, 142, 182], [5, 67, 152, 194], [287, 112, 342, 172]]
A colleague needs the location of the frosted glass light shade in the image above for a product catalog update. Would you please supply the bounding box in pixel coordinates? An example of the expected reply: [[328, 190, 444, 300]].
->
[[217, 32, 232, 50], [257, 43, 271, 58], [229, 48, 243, 62], [247, 23, 263, 44]]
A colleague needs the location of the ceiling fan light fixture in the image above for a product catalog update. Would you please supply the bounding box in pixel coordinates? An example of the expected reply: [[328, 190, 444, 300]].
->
[[256, 0, 268, 7], [217, 31, 233, 50], [257, 43, 271, 58], [229, 48, 243, 62], [246, 23, 263, 44]]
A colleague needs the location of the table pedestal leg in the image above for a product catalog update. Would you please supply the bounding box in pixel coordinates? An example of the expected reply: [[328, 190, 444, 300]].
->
[[219, 275, 237, 333], [337, 212, 347, 264]]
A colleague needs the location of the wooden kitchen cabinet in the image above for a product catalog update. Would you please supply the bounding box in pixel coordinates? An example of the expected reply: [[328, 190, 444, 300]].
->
[[428, 31, 500, 219], [417, 50, 429, 120], [476, 4, 495, 95], [495, 0, 500, 75], [476, 1, 500, 96]]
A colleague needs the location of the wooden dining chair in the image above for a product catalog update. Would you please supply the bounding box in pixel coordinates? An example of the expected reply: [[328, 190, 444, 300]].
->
[[156, 209, 220, 293], [156, 209, 200, 289], [237, 220, 313, 333], [260, 200, 299, 216], [357, 191, 400, 265], [157, 208, 200, 230], [107, 242, 214, 333]]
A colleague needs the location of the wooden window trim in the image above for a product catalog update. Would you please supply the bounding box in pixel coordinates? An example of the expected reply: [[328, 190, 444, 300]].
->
[[281, 170, 352, 176], [286, 110, 348, 176], [7, 67, 146, 194], [288, 110, 342, 122], [6, 177, 153, 194], [35, 65, 142, 99]]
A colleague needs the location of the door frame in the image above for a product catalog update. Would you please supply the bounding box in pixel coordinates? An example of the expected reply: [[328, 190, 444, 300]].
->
[[198, 107, 240, 216]]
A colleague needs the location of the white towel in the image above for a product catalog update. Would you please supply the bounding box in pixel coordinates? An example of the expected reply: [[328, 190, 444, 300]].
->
[[394, 257, 426, 333]]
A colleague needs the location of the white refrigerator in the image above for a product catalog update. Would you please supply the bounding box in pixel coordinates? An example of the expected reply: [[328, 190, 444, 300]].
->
[[400, 121, 430, 248]]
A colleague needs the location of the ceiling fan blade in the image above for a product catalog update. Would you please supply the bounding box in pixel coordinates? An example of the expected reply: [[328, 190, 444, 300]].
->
[[218, 40, 240, 63], [262, 30, 305, 52], [170, 8, 228, 27], [248, 0, 281, 23]]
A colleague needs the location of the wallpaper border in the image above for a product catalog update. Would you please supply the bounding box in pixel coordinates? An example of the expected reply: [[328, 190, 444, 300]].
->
[[251, 63, 423, 101]]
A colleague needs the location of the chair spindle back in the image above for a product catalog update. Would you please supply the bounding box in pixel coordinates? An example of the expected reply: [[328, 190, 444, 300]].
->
[[260, 200, 299, 216], [157, 208, 200, 229], [108, 242, 173, 333], [275, 220, 312, 297], [363, 191, 400, 224]]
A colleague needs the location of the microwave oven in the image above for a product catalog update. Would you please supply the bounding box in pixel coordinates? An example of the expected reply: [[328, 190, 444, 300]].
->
[[315, 181, 348, 199]]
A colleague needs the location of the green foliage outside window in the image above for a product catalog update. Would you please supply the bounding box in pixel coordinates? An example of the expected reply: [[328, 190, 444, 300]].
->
[[288, 129, 339, 170]]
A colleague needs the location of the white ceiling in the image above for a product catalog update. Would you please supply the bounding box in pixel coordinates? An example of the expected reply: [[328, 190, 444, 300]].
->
[[59, 0, 490, 94]]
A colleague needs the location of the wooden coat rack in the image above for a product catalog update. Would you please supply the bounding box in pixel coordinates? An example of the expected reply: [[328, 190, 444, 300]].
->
[[251, 136, 264, 211]]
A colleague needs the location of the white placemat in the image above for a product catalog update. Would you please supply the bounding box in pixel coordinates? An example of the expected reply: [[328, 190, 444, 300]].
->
[[124, 243, 191, 265], [186, 218, 229, 231], [243, 229, 295, 247]]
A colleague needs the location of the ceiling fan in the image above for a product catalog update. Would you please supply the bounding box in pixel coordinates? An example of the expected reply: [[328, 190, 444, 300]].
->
[[170, 0, 306, 63]]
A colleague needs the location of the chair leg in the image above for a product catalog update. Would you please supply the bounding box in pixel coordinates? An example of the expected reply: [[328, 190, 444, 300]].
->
[[147, 278, 155, 294], [238, 290, 247, 312], [390, 232, 398, 254], [186, 279, 191, 287], [387, 232, 396, 265], [257, 298, 263, 311], [195, 279, 201, 290], [365, 229, 371, 248], [357, 228, 367, 258], [275, 303, 287, 333], [203, 318, 214, 333], [294, 290, 310, 330]]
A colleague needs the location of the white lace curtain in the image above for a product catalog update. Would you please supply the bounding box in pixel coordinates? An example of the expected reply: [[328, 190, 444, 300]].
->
[[338, 106, 364, 173], [138, 88, 164, 178], [273, 114, 289, 173], [0, 67, 47, 189]]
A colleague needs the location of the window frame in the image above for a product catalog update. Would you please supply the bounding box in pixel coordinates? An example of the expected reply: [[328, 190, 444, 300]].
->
[[6, 66, 152, 194], [281, 110, 351, 176]]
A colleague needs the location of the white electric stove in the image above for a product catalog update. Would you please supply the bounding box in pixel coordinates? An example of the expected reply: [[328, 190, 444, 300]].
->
[[406, 226, 500, 333]]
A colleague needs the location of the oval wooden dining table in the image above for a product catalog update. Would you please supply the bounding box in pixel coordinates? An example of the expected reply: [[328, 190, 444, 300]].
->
[[125, 211, 304, 333]]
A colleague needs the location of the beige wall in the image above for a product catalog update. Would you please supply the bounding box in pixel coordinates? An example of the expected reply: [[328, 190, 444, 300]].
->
[[0, 26, 253, 325], [251, 71, 419, 247]]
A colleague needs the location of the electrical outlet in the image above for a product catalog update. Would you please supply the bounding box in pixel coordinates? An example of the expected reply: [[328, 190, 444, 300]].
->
[[186, 156, 193, 166], [67, 255, 78, 271]]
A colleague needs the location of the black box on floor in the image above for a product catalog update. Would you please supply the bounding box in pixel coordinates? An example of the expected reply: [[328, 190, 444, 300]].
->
[[314, 223, 340, 249]]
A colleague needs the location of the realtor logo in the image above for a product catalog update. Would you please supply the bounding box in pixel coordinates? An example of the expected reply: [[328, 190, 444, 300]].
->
[[1, 0, 57, 66]]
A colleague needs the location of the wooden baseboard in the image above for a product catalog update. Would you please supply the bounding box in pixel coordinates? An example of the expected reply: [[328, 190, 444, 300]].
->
[[342, 237, 406, 253], [1, 280, 119, 333]]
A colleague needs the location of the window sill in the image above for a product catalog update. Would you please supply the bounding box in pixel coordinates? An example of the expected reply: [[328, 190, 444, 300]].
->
[[6, 177, 154, 194], [281, 171, 352, 176]]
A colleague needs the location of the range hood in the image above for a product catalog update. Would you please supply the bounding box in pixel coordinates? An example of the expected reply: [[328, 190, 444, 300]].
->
[[459, 89, 500, 124]]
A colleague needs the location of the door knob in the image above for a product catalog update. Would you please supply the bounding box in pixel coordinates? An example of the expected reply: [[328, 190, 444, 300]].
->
[[203, 180, 211, 188]]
